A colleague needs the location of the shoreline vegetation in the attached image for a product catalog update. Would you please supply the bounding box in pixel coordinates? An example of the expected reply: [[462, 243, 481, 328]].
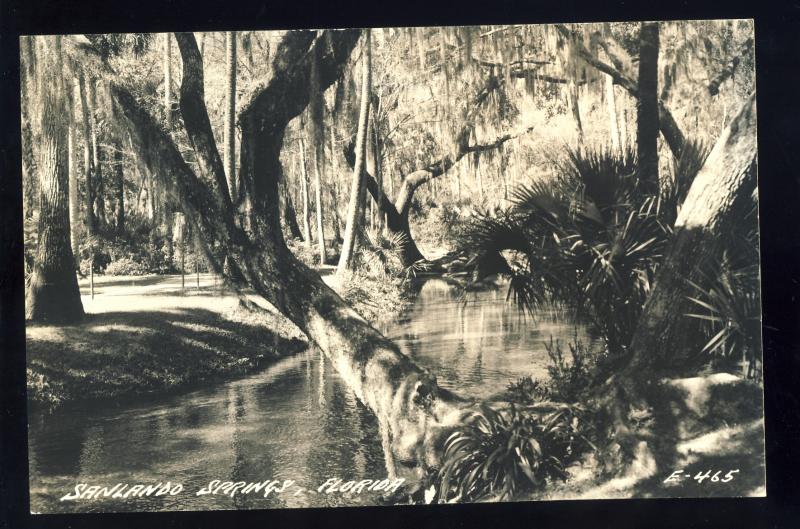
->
[[22, 22, 763, 508], [26, 266, 415, 412]]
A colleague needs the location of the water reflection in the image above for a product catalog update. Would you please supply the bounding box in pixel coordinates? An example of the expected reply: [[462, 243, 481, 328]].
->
[[28, 279, 595, 513], [28, 350, 387, 513], [379, 279, 597, 401]]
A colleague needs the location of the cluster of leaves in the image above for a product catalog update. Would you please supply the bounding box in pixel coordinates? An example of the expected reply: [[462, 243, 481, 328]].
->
[[452, 144, 709, 356], [506, 376, 551, 404], [355, 228, 407, 278], [506, 338, 607, 405], [686, 199, 761, 377], [410, 199, 474, 251], [433, 403, 591, 502]]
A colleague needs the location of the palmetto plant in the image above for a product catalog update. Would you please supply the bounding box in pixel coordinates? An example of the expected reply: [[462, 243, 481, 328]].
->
[[435, 403, 590, 502], [686, 201, 761, 376], [452, 143, 709, 356], [357, 228, 407, 278]]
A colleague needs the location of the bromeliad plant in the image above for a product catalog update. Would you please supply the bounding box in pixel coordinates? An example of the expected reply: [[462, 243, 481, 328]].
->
[[434, 403, 591, 502], [451, 142, 710, 357]]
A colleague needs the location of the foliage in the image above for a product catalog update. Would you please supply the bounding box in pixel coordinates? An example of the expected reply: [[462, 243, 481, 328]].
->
[[434, 403, 591, 502], [356, 228, 407, 277], [336, 269, 411, 324], [410, 200, 474, 252], [543, 337, 605, 402], [103, 255, 151, 276], [506, 376, 551, 404], [685, 202, 761, 377], [452, 143, 709, 356], [505, 338, 608, 405]]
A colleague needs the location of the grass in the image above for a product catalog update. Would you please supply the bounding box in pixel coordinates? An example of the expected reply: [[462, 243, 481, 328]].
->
[[26, 273, 308, 410]]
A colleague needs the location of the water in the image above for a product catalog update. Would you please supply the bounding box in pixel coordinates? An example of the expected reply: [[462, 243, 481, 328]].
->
[[28, 279, 595, 513], [380, 279, 596, 402]]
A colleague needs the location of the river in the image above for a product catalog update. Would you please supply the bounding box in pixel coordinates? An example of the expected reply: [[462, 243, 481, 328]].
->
[[27, 279, 595, 513]]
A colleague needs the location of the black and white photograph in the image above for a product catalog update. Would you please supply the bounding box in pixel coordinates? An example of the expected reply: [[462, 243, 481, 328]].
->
[[16, 18, 767, 515]]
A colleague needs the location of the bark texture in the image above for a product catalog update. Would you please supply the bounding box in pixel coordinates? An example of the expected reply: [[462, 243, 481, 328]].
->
[[76, 74, 95, 235], [636, 22, 660, 194], [555, 24, 685, 160], [338, 30, 371, 273], [67, 125, 80, 261], [71, 30, 473, 486], [26, 36, 85, 323], [629, 92, 757, 373], [599, 92, 758, 475]]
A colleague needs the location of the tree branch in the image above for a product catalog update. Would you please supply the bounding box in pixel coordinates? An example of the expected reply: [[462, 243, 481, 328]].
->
[[395, 124, 535, 215], [708, 38, 752, 96], [554, 24, 686, 158], [173, 32, 231, 206], [238, 30, 361, 212]]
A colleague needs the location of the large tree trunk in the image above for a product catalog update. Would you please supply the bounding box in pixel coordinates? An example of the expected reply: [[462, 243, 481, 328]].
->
[[337, 29, 371, 274], [82, 30, 469, 483], [629, 92, 757, 374], [601, 92, 758, 477], [26, 36, 85, 324], [636, 22, 660, 194]]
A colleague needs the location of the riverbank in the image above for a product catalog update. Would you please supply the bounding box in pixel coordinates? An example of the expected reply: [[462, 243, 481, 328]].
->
[[26, 274, 308, 410], [26, 268, 417, 411]]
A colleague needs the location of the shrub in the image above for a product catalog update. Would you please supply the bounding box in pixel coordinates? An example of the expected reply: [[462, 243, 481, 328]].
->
[[451, 142, 711, 357], [685, 201, 762, 378], [103, 255, 150, 276], [434, 403, 591, 502], [336, 269, 411, 324], [356, 229, 406, 278], [544, 337, 597, 402], [506, 376, 551, 404]]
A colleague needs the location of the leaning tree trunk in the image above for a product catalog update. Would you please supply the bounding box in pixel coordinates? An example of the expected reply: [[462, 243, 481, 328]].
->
[[637, 21, 660, 194], [629, 92, 758, 374], [26, 36, 84, 324], [601, 92, 758, 475], [337, 29, 371, 274], [82, 31, 470, 484]]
